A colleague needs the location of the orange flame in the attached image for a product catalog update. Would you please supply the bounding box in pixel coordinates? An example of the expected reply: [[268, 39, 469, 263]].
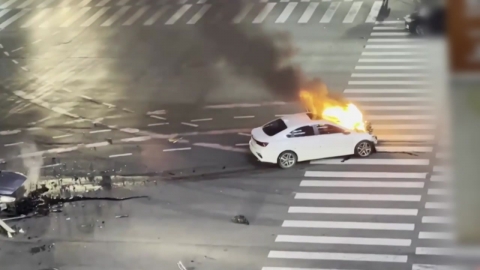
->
[[299, 85, 366, 131]]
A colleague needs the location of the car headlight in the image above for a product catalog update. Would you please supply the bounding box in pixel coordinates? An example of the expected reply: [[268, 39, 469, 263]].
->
[[0, 196, 16, 203], [404, 15, 412, 22]]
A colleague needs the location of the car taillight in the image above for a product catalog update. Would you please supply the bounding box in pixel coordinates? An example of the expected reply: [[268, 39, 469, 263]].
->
[[253, 138, 268, 147]]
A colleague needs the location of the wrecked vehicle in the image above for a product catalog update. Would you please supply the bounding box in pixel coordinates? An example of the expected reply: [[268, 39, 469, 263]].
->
[[0, 171, 27, 212]]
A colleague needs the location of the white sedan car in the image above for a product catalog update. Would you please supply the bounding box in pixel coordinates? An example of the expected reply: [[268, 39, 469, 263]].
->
[[249, 113, 378, 169]]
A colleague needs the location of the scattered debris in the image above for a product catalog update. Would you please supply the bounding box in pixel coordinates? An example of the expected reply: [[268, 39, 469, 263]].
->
[[30, 243, 55, 254], [168, 136, 182, 143], [232, 215, 249, 225], [115, 215, 129, 219], [177, 261, 187, 270]]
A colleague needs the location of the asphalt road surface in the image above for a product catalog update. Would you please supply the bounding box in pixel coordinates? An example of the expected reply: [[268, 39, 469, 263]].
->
[[2, 0, 475, 269]]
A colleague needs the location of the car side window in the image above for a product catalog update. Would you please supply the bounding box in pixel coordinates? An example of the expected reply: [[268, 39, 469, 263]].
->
[[289, 126, 315, 138], [317, 124, 344, 135]]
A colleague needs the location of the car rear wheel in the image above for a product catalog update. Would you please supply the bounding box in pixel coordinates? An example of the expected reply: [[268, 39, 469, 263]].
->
[[278, 151, 297, 169], [354, 141, 373, 158]]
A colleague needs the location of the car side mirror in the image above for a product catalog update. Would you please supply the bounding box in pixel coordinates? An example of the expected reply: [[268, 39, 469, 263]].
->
[[342, 131, 350, 135], [287, 134, 293, 138]]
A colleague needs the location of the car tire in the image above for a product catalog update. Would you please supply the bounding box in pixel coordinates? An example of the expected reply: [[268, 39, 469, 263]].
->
[[277, 151, 297, 169], [354, 141, 374, 158], [415, 24, 425, 36]]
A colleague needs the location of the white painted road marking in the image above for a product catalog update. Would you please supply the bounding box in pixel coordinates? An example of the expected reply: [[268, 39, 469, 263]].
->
[[365, 1, 382, 23], [347, 96, 428, 102], [191, 118, 212, 122], [355, 65, 427, 70], [311, 158, 429, 165], [295, 193, 421, 201], [352, 73, 427, 77], [144, 6, 169, 25], [165, 4, 191, 24], [148, 122, 169, 126], [365, 45, 426, 49], [343, 1, 362, 23], [371, 32, 410, 36], [282, 220, 415, 230], [60, 7, 91, 27], [320, 2, 340, 23], [4, 142, 23, 147], [345, 89, 428, 93], [367, 115, 433, 120], [0, 8, 30, 29], [181, 122, 198, 127], [289, 206, 418, 216], [374, 124, 435, 130], [82, 7, 110, 27], [375, 146, 433, 152], [362, 105, 432, 110], [268, 251, 407, 263], [101, 6, 130, 26], [232, 3, 253, 23], [53, 134, 73, 139], [234, 115, 255, 119], [276, 235, 411, 246], [187, 4, 210, 24], [422, 216, 452, 224], [21, 8, 50, 28], [89, 129, 111, 134], [349, 81, 428, 85], [253, 3, 276, 23], [150, 115, 166, 120], [362, 51, 425, 56], [305, 171, 427, 179], [163, 147, 191, 152], [298, 2, 318, 23], [300, 180, 424, 188], [276, 3, 297, 23], [109, 153, 132, 158]]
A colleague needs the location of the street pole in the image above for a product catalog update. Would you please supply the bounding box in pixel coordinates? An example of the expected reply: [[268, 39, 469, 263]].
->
[[447, 0, 480, 244]]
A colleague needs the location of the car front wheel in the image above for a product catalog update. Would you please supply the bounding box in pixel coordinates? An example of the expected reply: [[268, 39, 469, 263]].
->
[[278, 151, 297, 169], [354, 141, 374, 158]]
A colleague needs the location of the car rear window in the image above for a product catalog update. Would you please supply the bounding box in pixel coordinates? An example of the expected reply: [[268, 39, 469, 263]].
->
[[263, 119, 287, 136]]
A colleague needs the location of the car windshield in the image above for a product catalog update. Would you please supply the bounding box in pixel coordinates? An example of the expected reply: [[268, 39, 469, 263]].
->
[[263, 119, 288, 136]]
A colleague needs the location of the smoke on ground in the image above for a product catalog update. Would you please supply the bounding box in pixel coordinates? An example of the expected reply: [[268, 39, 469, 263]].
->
[[19, 142, 43, 195]]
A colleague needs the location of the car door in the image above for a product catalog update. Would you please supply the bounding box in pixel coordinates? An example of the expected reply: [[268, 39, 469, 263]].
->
[[315, 124, 355, 158], [286, 125, 317, 161]]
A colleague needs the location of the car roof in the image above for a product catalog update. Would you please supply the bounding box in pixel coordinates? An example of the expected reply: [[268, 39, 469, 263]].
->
[[280, 113, 338, 129]]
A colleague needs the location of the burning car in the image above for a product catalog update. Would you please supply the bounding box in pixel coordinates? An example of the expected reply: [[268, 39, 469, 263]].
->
[[249, 113, 377, 169], [249, 86, 377, 169]]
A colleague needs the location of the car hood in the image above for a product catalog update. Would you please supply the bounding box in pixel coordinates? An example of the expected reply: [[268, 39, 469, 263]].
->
[[0, 171, 27, 196]]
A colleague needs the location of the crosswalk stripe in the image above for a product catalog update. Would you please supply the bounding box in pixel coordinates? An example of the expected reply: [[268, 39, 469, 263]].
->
[[37, 0, 55, 8], [0, 0, 17, 9], [100, 6, 130, 26], [355, 65, 427, 70], [97, 0, 110, 6], [123, 6, 149, 25], [375, 20, 404, 24], [81, 7, 110, 27], [425, 202, 450, 209], [21, 8, 49, 27], [366, 45, 427, 49], [0, 9, 11, 21], [78, 0, 92, 7], [362, 51, 425, 56], [376, 146, 433, 152], [362, 105, 433, 110], [275, 2, 297, 23], [282, 220, 416, 230], [144, 6, 169, 25], [367, 114, 435, 121], [289, 206, 418, 216], [368, 38, 424, 42], [379, 134, 434, 141], [371, 32, 410, 36], [419, 232, 453, 239], [428, 189, 448, 195], [253, 3, 276, 24], [295, 193, 421, 201], [0, 9, 29, 29], [365, 0, 382, 23], [17, 0, 35, 8], [268, 250, 408, 262], [58, 0, 74, 7], [345, 89, 428, 93], [60, 7, 90, 27], [413, 265, 460, 270], [165, 4, 191, 25], [352, 73, 427, 78], [311, 158, 429, 165], [186, 4, 210, 24], [422, 216, 452, 224], [343, 1, 362, 23], [349, 81, 428, 85], [320, 2, 340, 23], [298, 2, 318, 23], [358, 59, 427, 63], [373, 26, 404, 30], [433, 166, 448, 172], [232, 3, 253, 23], [305, 171, 427, 179], [276, 235, 412, 246], [300, 180, 425, 188], [347, 96, 428, 102], [416, 247, 480, 257], [374, 124, 435, 130]]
